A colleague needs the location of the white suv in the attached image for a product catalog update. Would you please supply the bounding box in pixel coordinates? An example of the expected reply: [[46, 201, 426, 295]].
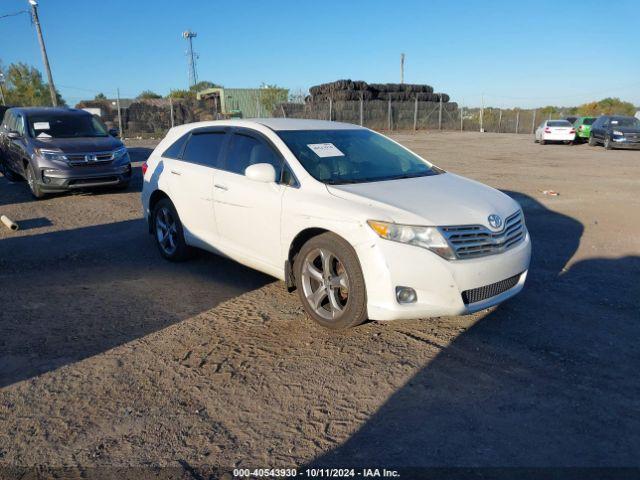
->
[[141, 119, 531, 329]]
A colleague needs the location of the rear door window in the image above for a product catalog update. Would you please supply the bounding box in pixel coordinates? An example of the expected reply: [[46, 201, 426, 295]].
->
[[181, 131, 227, 168]]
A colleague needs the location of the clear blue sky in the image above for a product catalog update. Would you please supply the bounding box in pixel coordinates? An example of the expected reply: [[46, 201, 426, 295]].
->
[[1, 0, 638, 108]]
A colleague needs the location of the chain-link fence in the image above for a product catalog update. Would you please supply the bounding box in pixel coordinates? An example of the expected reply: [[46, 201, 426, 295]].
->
[[74, 93, 576, 139]]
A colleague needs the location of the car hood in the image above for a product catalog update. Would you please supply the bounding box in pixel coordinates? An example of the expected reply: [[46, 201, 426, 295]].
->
[[326, 172, 521, 227], [31, 136, 122, 153]]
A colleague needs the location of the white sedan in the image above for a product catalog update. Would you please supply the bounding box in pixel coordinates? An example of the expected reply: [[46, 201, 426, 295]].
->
[[535, 119, 576, 144], [141, 119, 531, 329]]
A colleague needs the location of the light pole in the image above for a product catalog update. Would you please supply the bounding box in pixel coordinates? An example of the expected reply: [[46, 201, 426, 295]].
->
[[28, 0, 57, 106]]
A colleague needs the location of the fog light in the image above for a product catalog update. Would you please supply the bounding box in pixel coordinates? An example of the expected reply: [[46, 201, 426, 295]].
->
[[42, 169, 59, 184], [396, 286, 417, 304]]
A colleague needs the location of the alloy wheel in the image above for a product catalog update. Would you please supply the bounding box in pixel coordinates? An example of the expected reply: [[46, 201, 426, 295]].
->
[[300, 248, 350, 321], [155, 206, 178, 256]]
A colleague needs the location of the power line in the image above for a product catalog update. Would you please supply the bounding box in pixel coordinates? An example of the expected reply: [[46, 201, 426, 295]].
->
[[0, 10, 28, 19]]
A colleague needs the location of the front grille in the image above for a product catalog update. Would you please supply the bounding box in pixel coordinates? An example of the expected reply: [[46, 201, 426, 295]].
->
[[67, 151, 114, 167], [69, 176, 118, 186], [440, 210, 525, 259], [461, 273, 521, 305]]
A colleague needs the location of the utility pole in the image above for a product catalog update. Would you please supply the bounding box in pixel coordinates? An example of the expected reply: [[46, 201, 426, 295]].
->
[[400, 53, 405, 84], [480, 94, 485, 133], [0, 72, 6, 106], [182, 30, 198, 88], [29, 0, 57, 106], [116, 88, 124, 138]]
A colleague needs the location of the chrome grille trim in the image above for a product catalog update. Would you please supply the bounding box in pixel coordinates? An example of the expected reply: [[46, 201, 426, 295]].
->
[[439, 210, 525, 259], [66, 151, 115, 167]]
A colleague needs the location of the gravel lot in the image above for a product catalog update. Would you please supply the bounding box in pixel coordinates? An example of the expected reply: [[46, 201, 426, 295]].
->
[[0, 132, 638, 477]]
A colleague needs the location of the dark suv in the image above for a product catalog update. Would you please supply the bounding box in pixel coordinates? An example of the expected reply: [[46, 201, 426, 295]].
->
[[0, 107, 131, 198], [589, 115, 640, 150]]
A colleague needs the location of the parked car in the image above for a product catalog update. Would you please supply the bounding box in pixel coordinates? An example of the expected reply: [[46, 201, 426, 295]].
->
[[141, 119, 531, 329], [589, 115, 640, 150], [572, 116, 596, 143], [0, 107, 131, 198], [534, 119, 576, 145], [564, 116, 579, 125]]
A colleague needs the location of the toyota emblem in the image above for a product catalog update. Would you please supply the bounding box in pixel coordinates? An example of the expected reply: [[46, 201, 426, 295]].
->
[[488, 214, 503, 229]]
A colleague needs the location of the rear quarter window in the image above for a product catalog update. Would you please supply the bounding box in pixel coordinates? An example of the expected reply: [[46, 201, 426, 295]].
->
[[162, 133, 190, 159]]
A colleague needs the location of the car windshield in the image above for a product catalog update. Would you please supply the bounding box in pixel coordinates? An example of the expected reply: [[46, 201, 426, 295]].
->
[[610, 117, 640, 128], [276, 129, 442, 184], [27, 113, 108, 138], [582, 118, 595, 125], [548, 120, 572, 127]]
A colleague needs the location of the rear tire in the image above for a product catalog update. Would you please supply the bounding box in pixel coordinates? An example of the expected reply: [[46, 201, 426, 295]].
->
[[588, 135, 597, 146], [540, 139, 546, 145], [26, 163, 46, 199], [294, 232, 367, 330], [152, 198, 192, 261]]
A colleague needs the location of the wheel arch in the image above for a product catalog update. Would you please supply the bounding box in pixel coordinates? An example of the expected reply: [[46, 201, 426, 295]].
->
[[147, 189, 171, 233], [285, 227, 331, 291]]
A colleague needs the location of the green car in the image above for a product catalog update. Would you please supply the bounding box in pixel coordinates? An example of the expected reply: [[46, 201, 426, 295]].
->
[[573, 117, 596, 142]]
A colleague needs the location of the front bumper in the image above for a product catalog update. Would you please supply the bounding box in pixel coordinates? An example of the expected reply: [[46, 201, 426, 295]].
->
[[355, 232, 532, 321], [36, 163, 132, 192], [611, 137, 640, 149]]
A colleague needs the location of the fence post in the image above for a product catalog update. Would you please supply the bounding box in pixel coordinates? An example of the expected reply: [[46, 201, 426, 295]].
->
[[359, 93, 363, 126], [281, 105, 286, 118], [460, 106, 464, 131], [497, 109, 502, 133], [329, 97, 332, 121], [387, 99, 392, 130], [438, 97, 443, 130], [531, 109, 537, 134], [169, 96, 175, 128], [116, 88, 124, 139], [480, 94, 484, 132], [516, 110, 520, 134], [413, 96, 418, 131]]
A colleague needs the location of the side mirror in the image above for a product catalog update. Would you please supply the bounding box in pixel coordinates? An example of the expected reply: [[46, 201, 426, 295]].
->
[[245, 163, 276, 183], [108, 128, 119, 137], [7, 131, 21, 140]]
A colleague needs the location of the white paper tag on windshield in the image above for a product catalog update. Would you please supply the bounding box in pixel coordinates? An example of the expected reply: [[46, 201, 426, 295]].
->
[[36, 132, 52, 138], [33, 122, 50, 130], [307, 143, 344, 158]]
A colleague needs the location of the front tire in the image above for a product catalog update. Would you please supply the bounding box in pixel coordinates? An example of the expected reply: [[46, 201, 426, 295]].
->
[[588, 135, 597, 146], [26, 164, 46, 199], [152, 198, 191, 261], [294, 232, 367, 330], [604, 135, 613, 150]]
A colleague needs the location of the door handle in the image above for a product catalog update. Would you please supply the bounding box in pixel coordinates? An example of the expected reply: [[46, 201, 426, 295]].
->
[[170, 170, 181, 176], [214, 184, 228, 191]]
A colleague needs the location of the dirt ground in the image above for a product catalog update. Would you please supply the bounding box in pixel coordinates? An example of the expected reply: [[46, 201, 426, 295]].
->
[[0, 132, 638, 478]]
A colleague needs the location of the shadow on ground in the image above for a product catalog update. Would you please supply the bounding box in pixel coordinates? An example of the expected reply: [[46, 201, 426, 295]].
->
[[0, 218, 272, 388], [311, 192, 640, 467]]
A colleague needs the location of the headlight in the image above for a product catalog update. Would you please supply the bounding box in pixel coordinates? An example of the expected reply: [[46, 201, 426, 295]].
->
[[613, 130, 624, 136], [34, 148, 68, 162], [113, 146, 128, 159], [367, 220, 456, 260]]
